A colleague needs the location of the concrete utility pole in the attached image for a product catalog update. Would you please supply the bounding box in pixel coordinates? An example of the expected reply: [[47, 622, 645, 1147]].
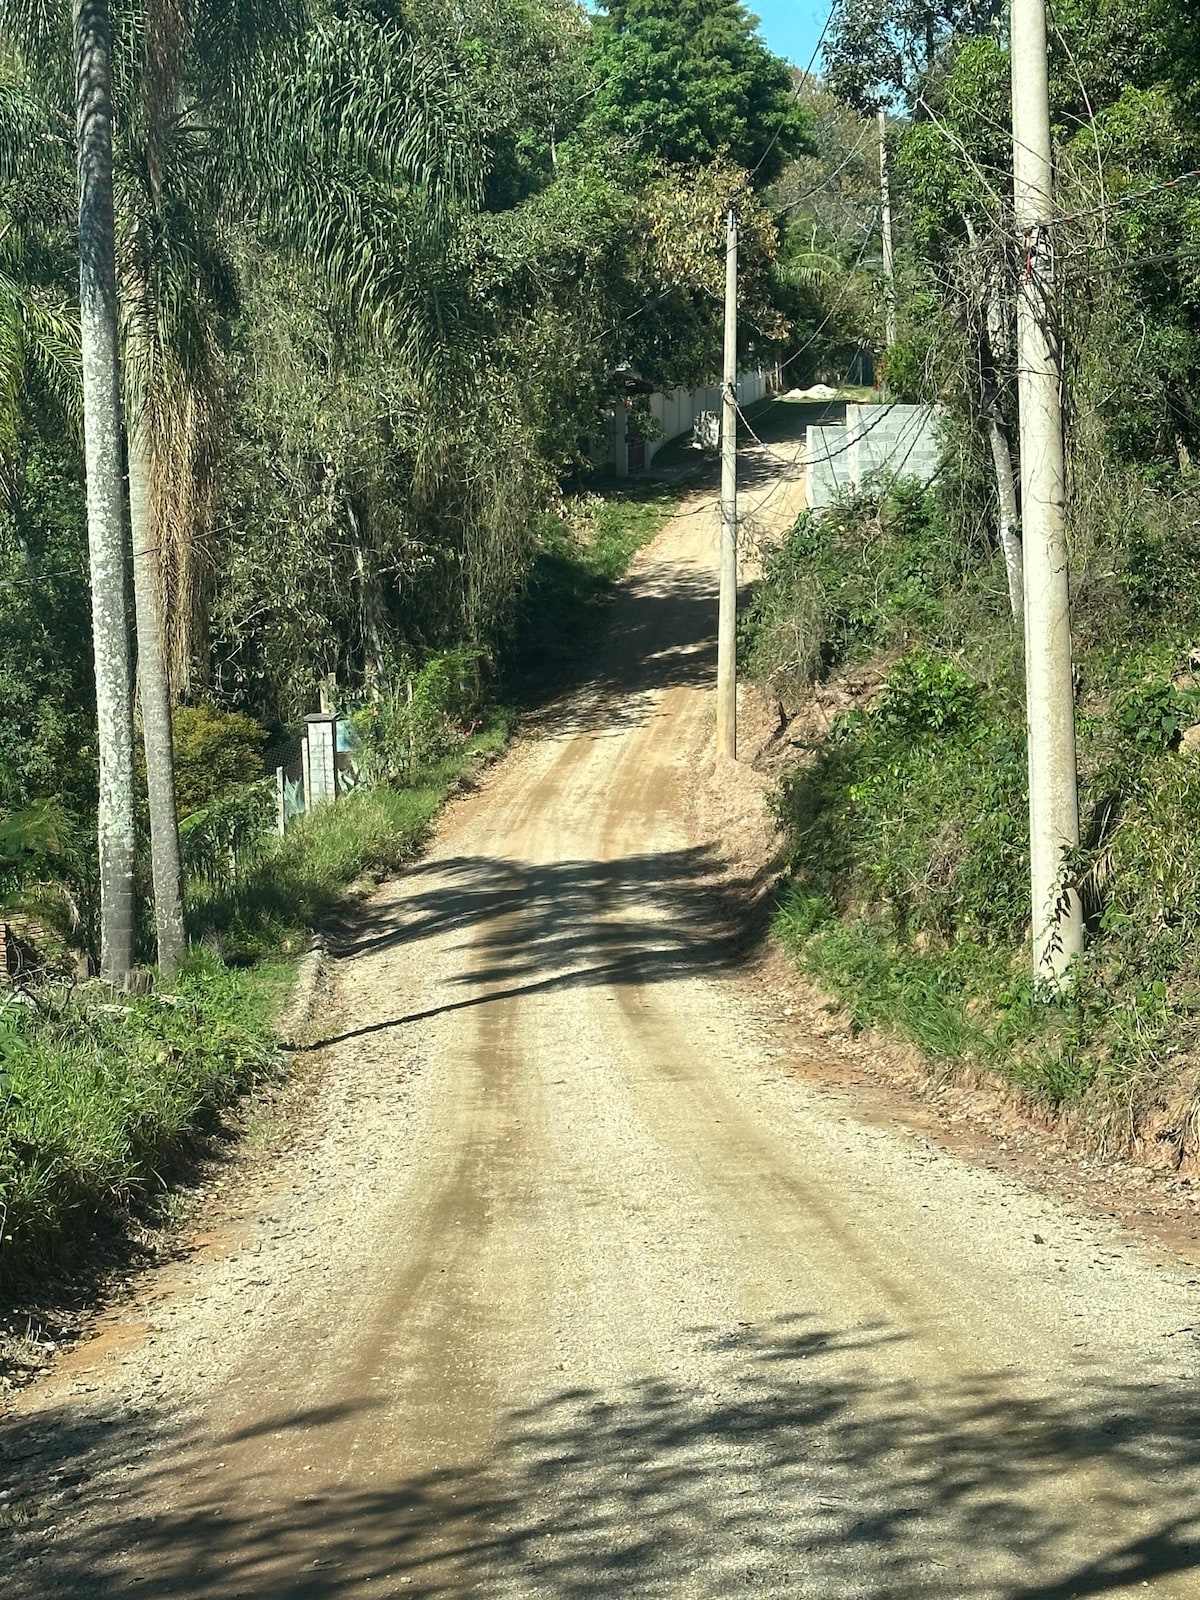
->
[[716, 208, 739, 760], [1011, 0, 1083, 989], [878, 108, 898, 348]]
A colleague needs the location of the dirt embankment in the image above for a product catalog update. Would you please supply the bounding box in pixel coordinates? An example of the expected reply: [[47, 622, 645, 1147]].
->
[[701, 656, 1200, 1272]]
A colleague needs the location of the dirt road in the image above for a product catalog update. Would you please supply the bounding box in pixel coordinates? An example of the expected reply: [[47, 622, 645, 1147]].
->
[[5, 452, 1200, 1597]]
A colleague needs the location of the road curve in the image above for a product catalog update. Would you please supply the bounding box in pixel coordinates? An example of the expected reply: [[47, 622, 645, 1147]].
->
[[5, 466, 1200, 1598]]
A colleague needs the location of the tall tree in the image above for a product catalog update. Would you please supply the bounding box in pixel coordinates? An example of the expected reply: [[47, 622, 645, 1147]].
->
[[582, 0, 811, 184], [72, 0, 136, 983], [825, 0, 1003, 111], [116, 0, 244, 976]]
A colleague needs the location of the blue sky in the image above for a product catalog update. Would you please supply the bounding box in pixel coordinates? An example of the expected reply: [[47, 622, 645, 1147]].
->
[[750, 0, 832, 70]]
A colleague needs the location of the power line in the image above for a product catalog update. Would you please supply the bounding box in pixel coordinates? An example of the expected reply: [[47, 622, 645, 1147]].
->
[[774, 116, 877, 221], [1052, 169, 1200, 228], [739, 3, 837, 196]]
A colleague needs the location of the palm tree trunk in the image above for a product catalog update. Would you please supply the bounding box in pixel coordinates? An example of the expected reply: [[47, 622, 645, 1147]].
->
[[73, 0, 135, 983], [128, 416, 186, 978]]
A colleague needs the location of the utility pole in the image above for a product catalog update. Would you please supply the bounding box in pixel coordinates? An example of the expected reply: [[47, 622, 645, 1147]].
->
[[716, 208, 739, 760], [878, 108, 898, 348], [1011, 0, 1083, 990]]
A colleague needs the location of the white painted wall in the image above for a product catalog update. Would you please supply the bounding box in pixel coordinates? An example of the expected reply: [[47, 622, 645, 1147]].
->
[[610, 370, 773, 476]]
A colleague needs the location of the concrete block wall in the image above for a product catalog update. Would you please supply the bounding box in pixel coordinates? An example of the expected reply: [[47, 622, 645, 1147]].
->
[[806, 404, 944, 511]]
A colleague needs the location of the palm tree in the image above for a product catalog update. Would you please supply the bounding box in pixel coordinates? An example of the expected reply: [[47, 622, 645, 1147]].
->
[[112, 0, 459, 973], [72, 0, 137, 983], [117, 4, 239, 978], [128, 404, 186, 974], [0, 64, 79, 494], [130, 0, 477, 682], [4, 0, 478, 984], [2, 0, 137, 982]]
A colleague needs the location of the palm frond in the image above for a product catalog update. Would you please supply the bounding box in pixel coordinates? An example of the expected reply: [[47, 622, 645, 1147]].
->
[[776, 248, 851, 291]]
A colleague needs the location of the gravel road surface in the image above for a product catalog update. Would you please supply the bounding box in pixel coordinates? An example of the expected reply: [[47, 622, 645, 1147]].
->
[[4, 448, 1200, 1598]]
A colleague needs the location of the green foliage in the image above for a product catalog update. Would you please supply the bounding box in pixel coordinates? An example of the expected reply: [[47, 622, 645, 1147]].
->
[[0, 800, 75, 902], [515, 482, 682, 669], [0, 955, 283, 1285], [741, 477, 991, 705], [171, 705, 266, 816], [0, 443, 93, 820], [759, 463, 1200, 1143], [776, 899, 1012, 1062], [179, 781, 276, 887], [0, 441, 95, 935], [353, 648, 484, 785], [774, 648, 1028, 946], [1110, 682, 1200, 754], [1090, 755, 1200, 981], [406, 0, 591, 211], [185, 691, 514, 966], [825, 0, 1004, 111], [739, 518, 828, 700], [583, 0, 812, 184], [589, 484, 683, 577], [188, 777, 447, 965], [872, 652, 984, 740]]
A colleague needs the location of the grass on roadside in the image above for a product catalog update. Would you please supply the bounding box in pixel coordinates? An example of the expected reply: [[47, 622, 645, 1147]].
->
[[187, 716, 510, 965], [0, 954, 288, 1286], [0, 718, 510, 1291], [514, 481, 685, 671]]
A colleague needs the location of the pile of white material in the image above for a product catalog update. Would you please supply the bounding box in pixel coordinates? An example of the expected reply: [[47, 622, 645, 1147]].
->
[[784, 383, 839, 400]]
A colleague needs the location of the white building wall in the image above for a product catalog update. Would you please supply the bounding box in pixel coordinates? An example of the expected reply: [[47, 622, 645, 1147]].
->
[[640, 370, 772, 469]]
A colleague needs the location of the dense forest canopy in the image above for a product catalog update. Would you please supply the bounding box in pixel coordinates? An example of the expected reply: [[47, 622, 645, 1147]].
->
[[0, 2, 806, 778]]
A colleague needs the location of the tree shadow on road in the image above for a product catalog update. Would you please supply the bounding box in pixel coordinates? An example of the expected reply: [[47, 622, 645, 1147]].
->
[[518, 561, 722, 741], [309, 840, 777, 1048], [5, 1315, 1200, 1599]]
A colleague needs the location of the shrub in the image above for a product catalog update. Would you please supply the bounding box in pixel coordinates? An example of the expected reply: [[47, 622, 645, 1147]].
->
[[180, 782, 277, 888], [741, 477, 1003, 708], [872, 652, 984, 739], [775, 650, 1027, 944], [1109, 681, 1200, 753], [172, 705, 267, 816], [0, 802, 76, 904], [352, 648, 484, 785], [740, 514, 829, 701]]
